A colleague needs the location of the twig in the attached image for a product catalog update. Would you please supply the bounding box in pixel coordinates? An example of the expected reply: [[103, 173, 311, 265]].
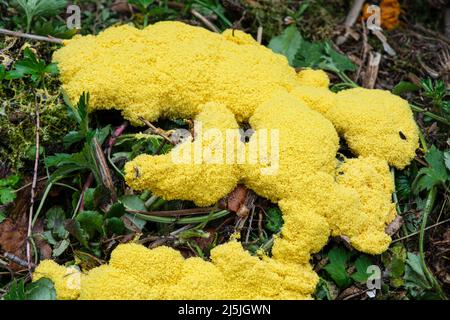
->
[[363, 51, 381, 89], [336, 0, 365, 45], [413, 24, 450, 45], [0, 28, 63, 44], [26, 98, 40, 275], [93, 137, 117, 201], [393, 218, 450, 243], [13, 177, 47, 193], [190, 9, 220, 33], [256, 26, 263, 44], [4, 253, 36, 269], [138, 116, 175, 145]]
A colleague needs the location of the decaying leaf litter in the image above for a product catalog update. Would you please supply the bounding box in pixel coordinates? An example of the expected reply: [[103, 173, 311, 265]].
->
[[0, 0, 449, 300]]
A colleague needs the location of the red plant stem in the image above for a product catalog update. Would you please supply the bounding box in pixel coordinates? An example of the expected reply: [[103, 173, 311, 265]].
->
[[107, 122, 128, 154], [78, 173, 94, 212]]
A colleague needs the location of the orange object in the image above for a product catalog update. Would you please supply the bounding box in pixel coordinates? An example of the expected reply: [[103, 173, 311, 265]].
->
[[362, 0, 401, 31]]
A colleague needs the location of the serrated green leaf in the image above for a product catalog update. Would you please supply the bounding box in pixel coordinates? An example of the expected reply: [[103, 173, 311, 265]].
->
[[351, 255, 373, 283], [293, 40, 356, 74], [323, 246, 353, 288], [76, 210, 104, 239], [268, 25, 303, 66], [412, 146, 449, 194]]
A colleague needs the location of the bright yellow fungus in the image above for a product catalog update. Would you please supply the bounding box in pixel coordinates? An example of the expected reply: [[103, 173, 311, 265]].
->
[[36, 21, 420, 300], [33, 260, 81, 300]]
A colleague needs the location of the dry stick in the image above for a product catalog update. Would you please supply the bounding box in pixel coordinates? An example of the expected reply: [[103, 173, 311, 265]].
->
[[0, 28, 63, 44], [392, 217, 450, 243], [13, 177, 47, 193], [138, 116, 175, 145], [256, 26, 263, 44], [27, 98, 40, 275], [190, 9, 220, 33], [355, 19, 369, 82], [4, 252, 36, 269], [336, 0, 365, 45], [363, 51, 381, 89], [93, 137, 117, 202]]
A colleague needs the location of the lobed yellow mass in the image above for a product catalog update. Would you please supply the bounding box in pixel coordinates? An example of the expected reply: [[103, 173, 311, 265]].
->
[[37, 21, 419, 300]]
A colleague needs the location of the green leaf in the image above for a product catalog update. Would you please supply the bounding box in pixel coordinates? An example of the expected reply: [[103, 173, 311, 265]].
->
[[265, 207, 283, 233], [106, 202, 126, 218], [14, 0, 67, 21], [443, 151, 450, 172], [293, 40, 356, 73], [63, 131, 84, 148], [0, 187, 16, 205], [120, 195, 147, 212], [0, 174, 20, 187], [7, 175, 20, 186], [405, 252, 433, 297], [76, 211, 104, 239], [412, 146, 449, 194], [323, 246, 353, 288], [0, 64, 5, 80], [46, 206, 68, 239], [43, 63, 59, 75], [26, 278, 57, 300], [44, 153, 72, 167], [0, 211, 6, 223], [268, 25, 303, 66], [3, 279, 26, 300], [83, 188, 96, 211], [105, 217, 125, 235], [395, 172, 411, 199], [64, 219, 90, 248], [351, 255, 373, 283], [52, 239, 70, 257], [323, 42, 356, 73], [392, 81, 421, 96]]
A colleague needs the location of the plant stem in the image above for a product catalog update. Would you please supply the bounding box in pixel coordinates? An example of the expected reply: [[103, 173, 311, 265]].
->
[[419, 186, 447, 299], [129, 209, 229, 224], [337, 71, 358, 88], [410, 104, 450, 126], [31, 182, 54, 227]]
